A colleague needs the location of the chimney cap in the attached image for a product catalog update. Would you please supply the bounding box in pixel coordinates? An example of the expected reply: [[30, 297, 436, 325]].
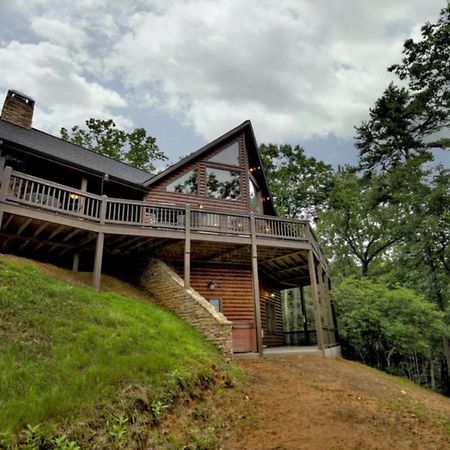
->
[[7, 90, 35, 108]]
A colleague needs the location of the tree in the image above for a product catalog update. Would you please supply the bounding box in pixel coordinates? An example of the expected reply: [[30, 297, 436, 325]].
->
[[353, 4, 450, 391], [356, 5, 450, 172], [259, 144, 334, 220], [333, 277, 445, 387], [60, 118, 167, 172], [317, 168, 403, 277]]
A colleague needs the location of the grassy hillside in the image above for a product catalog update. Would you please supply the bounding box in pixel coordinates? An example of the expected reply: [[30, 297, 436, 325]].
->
[[0, 256, 236, 449]]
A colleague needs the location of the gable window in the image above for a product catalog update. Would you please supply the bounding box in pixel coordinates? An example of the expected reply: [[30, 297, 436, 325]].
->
[[166, 169, 197, 194], [249, 179, 263, 214], [208, 142, 240, 166], [206, 168, 241, 200]]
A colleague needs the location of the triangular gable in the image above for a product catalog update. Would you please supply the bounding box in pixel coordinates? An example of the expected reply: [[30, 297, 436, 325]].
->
[[145, 120, 276, 216]]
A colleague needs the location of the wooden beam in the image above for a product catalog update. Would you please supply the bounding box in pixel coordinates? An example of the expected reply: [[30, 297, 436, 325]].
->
[[19, 239, 31, 251], [72, 253, 80, 272], [92, 232, 104, 291], [308, 250, 324, 351], [17, 218, 32, 235], [1, 214, 13, 231], [260, 250, 304, 265], [250, 213, 263, 356], [33, 222, 49, 238], [62, 228, 81, 243], [49, 225, 66, 240]]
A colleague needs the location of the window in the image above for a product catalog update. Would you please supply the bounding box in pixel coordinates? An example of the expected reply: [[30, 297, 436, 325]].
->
[[166, 169, 197, 194], [266, 302, 276, 334], [249, 179, 263, 213], [208, 297, 221, 312], [206, 168, 241, 200], [208, 141, 240, 166]]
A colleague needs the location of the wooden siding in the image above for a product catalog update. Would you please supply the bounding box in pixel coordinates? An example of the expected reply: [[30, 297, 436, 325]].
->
[[144, 134, 251, 213], [260, 280, 284, 347], [172, 261, 257, 352]]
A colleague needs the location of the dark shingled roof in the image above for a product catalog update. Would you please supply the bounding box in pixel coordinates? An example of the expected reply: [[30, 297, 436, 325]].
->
[[0, 119, 154, 186]]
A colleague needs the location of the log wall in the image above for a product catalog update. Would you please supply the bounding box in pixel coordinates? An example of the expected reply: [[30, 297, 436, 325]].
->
[[144, 134, 250, 213]]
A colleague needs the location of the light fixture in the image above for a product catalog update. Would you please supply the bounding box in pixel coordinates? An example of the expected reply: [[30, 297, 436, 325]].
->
[[270, 293, 275, 298], [69, 193, 80, 200], [208, 279, 217, 290]]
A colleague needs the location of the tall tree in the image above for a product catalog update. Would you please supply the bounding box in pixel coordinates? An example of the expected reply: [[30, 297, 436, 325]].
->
[[317, 169, 403, 277], [61, 118, 167, 172], [259, 143, 334, 220], [356, 5, 450, 172]]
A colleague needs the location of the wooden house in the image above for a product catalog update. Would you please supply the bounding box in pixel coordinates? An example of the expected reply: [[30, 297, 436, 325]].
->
[[0, 89, 339, 356]]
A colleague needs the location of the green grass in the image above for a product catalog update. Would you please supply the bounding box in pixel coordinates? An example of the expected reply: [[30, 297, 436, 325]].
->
[[0, 256, 225, 443]]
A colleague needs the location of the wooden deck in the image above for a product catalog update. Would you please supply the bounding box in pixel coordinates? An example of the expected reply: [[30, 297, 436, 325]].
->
[[0, 166, 329, 272], [0, 166, 338, 354]]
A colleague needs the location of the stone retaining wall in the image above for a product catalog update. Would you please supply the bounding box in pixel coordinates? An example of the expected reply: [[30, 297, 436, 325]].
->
[[140, 258, 233, 359]]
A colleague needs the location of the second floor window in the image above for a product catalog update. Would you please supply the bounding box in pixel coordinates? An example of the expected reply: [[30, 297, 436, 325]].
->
[[166, 169, 198, 194], [206, 167, 241, 201]]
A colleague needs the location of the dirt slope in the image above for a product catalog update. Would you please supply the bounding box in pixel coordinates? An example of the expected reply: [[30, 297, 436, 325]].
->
[[228, 355, 450, 450]]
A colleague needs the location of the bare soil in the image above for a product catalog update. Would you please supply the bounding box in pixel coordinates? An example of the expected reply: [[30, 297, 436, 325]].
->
[[226, 355, 450, 450]]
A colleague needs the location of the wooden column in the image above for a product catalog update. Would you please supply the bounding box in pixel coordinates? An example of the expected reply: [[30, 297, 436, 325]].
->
[[308, 250, 325, 350], [79, 178, 88, 216], [184, 205, 191, 289], [92, 195, 107, 291], [300, 285, 310, 345], [0, 151, 5, 184], [92, 232, 104, 291], [250, 213, 263, 356], [0, 166, 12, 230], [72, 253, 80, 272], [316, 262, 329, 345]]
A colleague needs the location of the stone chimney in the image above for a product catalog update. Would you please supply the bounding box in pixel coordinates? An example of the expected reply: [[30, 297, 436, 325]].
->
[[1, 90, 35, 128]]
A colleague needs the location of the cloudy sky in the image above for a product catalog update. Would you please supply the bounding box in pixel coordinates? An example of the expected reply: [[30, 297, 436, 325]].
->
[[0, 0, 447, 168]]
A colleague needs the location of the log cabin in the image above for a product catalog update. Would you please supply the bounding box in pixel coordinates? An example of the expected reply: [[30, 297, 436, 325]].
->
[[0, 89, 339, 357]]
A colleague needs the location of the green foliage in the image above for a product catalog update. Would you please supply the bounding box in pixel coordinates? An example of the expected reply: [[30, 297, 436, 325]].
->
[[60, 118, 167, 171], [52, 435, 81, 450], [333, 277, 446, 371], [150, 400, 169, 425], [259, 143, 334, 220], [317, 168, 403, 276], [0, 256, 225, 444], [107, 415, 128, 442]]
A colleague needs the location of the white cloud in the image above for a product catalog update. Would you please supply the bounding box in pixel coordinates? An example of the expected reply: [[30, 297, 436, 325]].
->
[[30, 17, 88, 49], [104, 0, 443, 143], [0, 0, 445, 148], [0, 41, 131, 133]]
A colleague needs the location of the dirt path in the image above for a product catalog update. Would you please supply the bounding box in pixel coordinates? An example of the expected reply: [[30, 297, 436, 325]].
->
[[227, 355, 450, 450]]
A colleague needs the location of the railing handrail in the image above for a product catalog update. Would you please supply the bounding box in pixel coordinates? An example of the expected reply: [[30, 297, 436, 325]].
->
[[3, 168, 329, 267], [10, 170, 102, 201]]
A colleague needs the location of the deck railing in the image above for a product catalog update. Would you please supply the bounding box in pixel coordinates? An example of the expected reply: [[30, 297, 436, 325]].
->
[[1, 168, 327, 265]]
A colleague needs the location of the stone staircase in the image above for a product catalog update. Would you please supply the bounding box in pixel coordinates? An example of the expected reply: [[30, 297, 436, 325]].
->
[[140, 258, 233, 359]]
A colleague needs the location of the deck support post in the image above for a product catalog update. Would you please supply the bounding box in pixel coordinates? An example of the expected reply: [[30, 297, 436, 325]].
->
[[0, 152, 5, 184], [92, 196, 107, 291], [300, 285, 310, 345], [72, 253, 80, 272], [250, 213, 263, 356], [308, 249, 325, 350], [93, 232, 104, 291], [0, 166, 12, 230], [184, 206, 191, 289]]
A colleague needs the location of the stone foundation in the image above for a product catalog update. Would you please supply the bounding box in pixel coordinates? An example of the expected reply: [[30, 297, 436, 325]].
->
[[140, 258, 233, 359]]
